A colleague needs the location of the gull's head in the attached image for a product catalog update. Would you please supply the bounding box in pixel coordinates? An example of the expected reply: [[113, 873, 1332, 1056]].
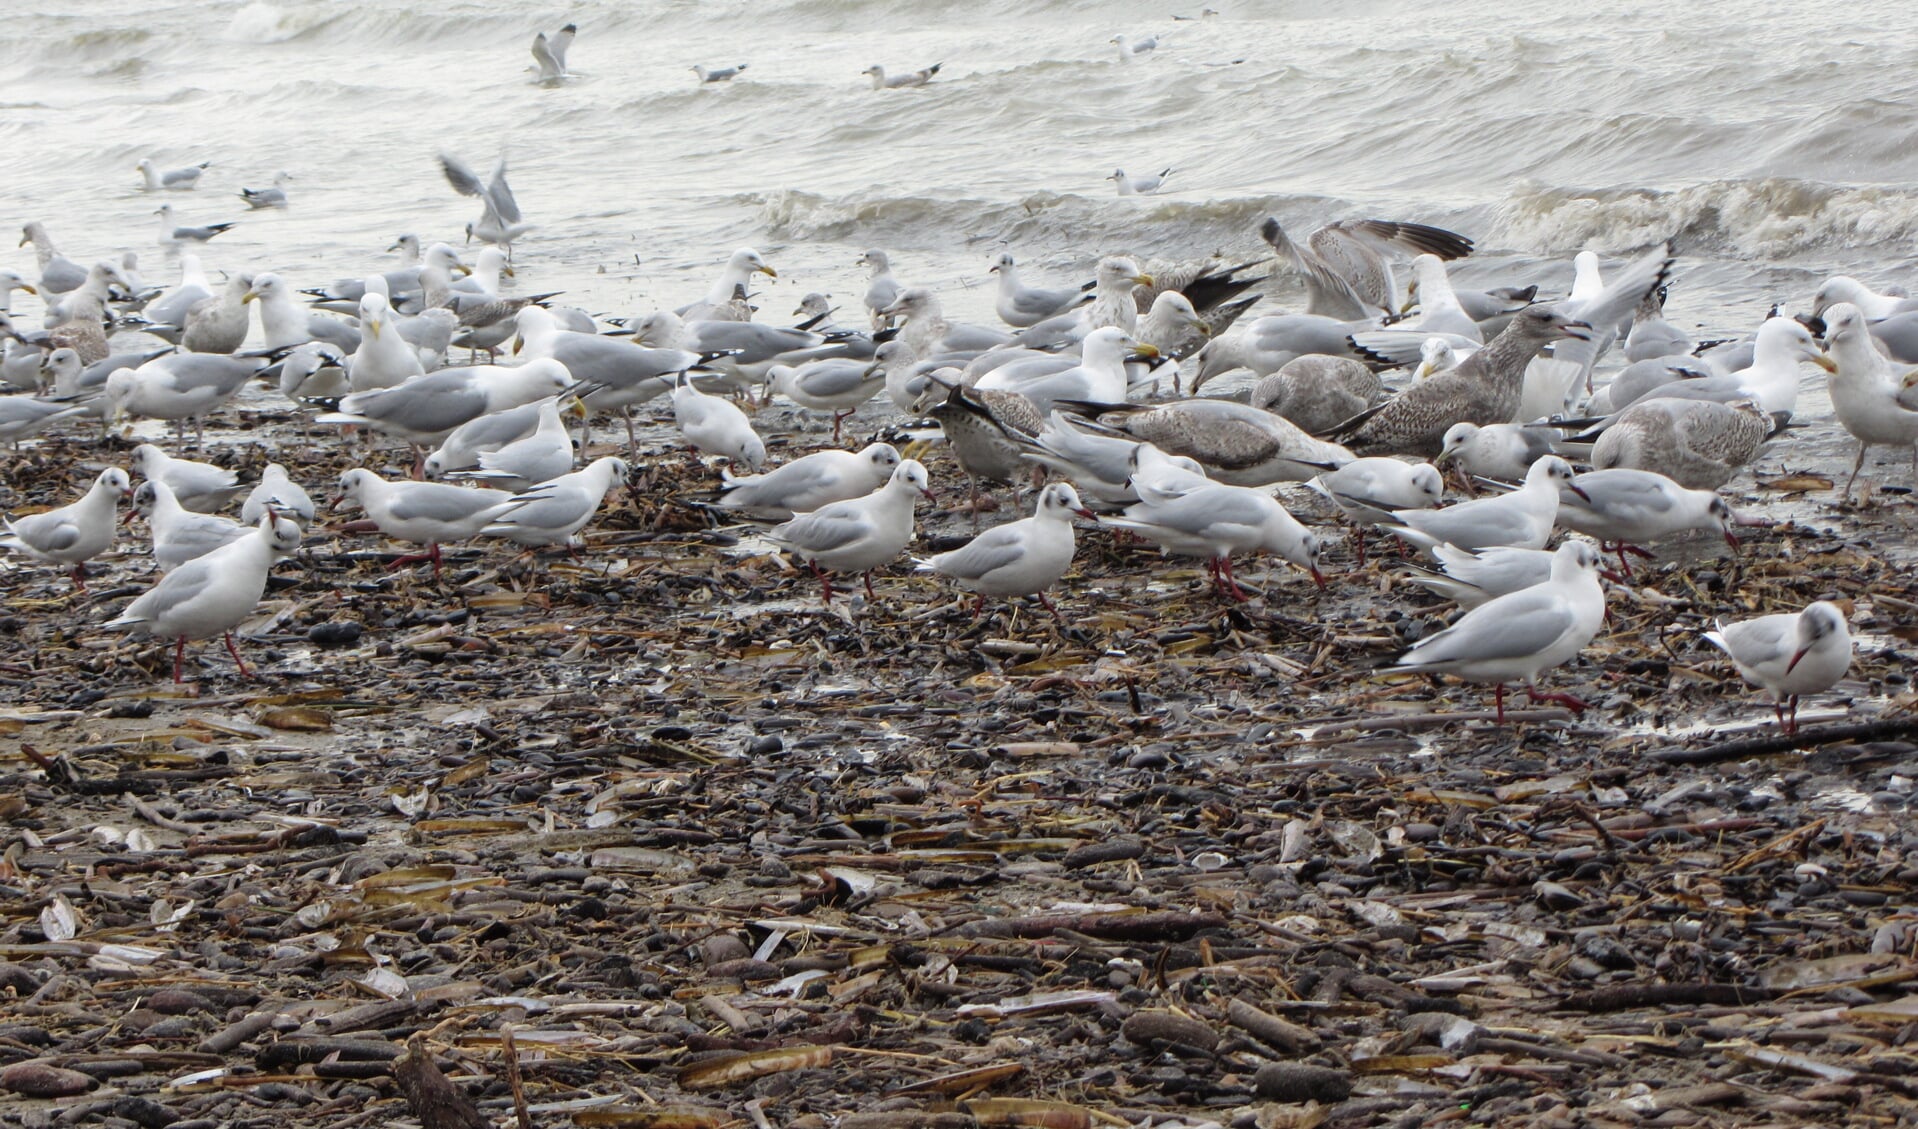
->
[[389, 233, 420, 255], [1105, 169, 1126, 182], [1811, 276, 1868, 318], [1415, 336, 1459, 380], [731, 248, 775, 279], [881, 288, 934, 319], [243, 273, 284, 305], [100, 467, 134, 500], [1298, 532, 1328, 590], [1535, 456, 1585, 500], [1151, 290, 1207, 333], [1040, 482, 1097, 522], [41, 347, 82, 384], [1762, 316, 1835, 371], [1434, 421, 1479, 467], [859, 249, 889, 271], [1821, 302, 1867, 351], [154, 205, 173, 219], [872, 340, 914, 370], [861, 442, 903, 476], [1789, 601, 1849, 672], [1097, 256, 1152, 289], [1408, 463, 1445, 506], [795, 292, 833, 317], [333, 468, 378, 509], [1556, 540, 1603, 578], [131, 480, 162, 517], [1708, 496, 1740, 549], [1517, 304, 1592, 342], [262, 512, 304, 557], [861, 65, 882, 76], [103, 372, 142, 423], [989, 252, 1015, 274], [892, 458, 936, 503]]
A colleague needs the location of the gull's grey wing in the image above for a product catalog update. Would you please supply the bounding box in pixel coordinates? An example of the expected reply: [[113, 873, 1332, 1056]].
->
[[772, 505, 874, 554], [387, 484, 512, 523], [931, 525, 1029, 581], [1400, 590, 1577, 666], [10, 512, 81, 552], [487, 158, 521, 225], [119, 555, 221, 624]]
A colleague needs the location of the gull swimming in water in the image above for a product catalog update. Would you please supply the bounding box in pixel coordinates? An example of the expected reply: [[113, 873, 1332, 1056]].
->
[[1389, 540, 1607, 722], [1110, 33, 1159, 60], [239, 171, 293, 209], [1703, 601, 1853, 734], [155, 204, 235, 243], [863, 63, 942, 89], [137, 158, 209, 191], [693, 63, 746, 83], [1106, 167, 1172, 195]]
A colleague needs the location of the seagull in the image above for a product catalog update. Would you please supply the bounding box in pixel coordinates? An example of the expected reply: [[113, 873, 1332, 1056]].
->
[[106, 512, 304, 683], [1015, 413, 1187, 504], [155, 204, 235, 243], [531, 23, 577, 82], [241, 464, 317, 526], [990, 253, 1093, 328], [1822, 302, 1918, 501], [107, 357, 266, 445], [0, 467, 132, 589], [480, 456, 630, 551], [716, 443, 902, 521], [1106, 167, 1172, 195], [333, 469, 524, 577], [1394, 543, 1571, 608], [979, 326, 1149, 413], [0, 268, 38, 315], [318, 357, 577, 457], [863, 63, 942, 89], [179, 273, 254, 355], [676, 248, 777, 322], [1435, 421, 1563, 483], [768, 459, 935, 602], [918, 482, 1096, 618], [1703, 601, 1853, 734], [1250, 355, 1384, 434], [18, 222, 88, 294], [244, 273, 361, 353], [1307, 457, 1443, 564], [134, 478, 252, 571], [1258, 214, 1474, 322], [239, 171, 293, 209], [452, 396, 577, 492], [1375, 455, 1582, 555], [1389, 540, 1607, 722], [137, 158, 210, 191], [511, 306, 705, 449], [440, 153, 533, 257], [1104, 481, 1326, 601], [858, 250, 903, 329], [1554, 468, 1740, 571], [1110, 33, 1159, 60], [1588, 397, 1781, 490], [129, 444, 242, 513], [1065, 396, 1354, 486], [672, 371, 765, 469], [0, 396, 87, 449], [693, 63, 747, 83], [1518, 241, 1676, 419], [768, 360, 886, 440]]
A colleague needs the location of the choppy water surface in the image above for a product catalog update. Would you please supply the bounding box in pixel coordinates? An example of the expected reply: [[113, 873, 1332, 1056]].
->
[[2, 0, 1915, 493]]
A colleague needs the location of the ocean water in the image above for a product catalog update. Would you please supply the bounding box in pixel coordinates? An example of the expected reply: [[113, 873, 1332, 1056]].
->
[[3, 0, 1915, 468]]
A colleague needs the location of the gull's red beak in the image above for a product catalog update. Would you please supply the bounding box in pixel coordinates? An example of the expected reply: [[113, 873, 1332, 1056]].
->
[[1310, 566, 1327, 591], [1785, 645, 1810, 674], [1568, 483, 1591, 502], [1074, 507, 1098, 521]]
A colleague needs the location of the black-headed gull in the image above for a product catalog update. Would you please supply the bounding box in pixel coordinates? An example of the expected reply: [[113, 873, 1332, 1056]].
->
[[769, 459, 935, 603], [1104, 481, 1326, 601], [1554, 467, 1739, 572], [918, 483, 1096, 618], [1390, 540, 1607, 722], [334, 469, 524, 577], [1703, 601, 1853, 734], [129, 444, 241, 513], [135, 479, 250, 571], [1376, 455, 1581, 555], [480, 457, 630, 552], [0, 467, 131, 589], [672, 371, 765, 469], [716, 443, 901, 521], [107, 512, 303, 683]]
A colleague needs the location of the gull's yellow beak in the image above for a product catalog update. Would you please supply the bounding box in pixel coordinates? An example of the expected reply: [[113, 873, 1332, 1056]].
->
[[1193, 319, 1212, 335], [367, 318, 381, 340], [501, 265, 515, 279], [758, 265, 778, 279], [242, 290, 259, 304], [1812, 353, 1837, 373], [20, 284, 36, 296], [1132, 273, 1154, 287], [1130, 343, 1161, 359], [511, 335, 522, 355], [561, 394, 588, 418]]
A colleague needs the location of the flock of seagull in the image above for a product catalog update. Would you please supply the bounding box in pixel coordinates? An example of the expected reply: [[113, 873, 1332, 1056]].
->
[[1, 101, 1915, 733]]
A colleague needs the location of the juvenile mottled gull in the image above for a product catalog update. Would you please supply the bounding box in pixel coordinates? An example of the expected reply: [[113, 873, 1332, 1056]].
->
[[926, 381, 1045, 518], [1590, 398, 1778, 490], [1259, 215, 1474, 321], [1334, 306, 1593, 457], [1251, 355, 1384, 434], [1703, 601, 1853, 734], [1389, 540, 1606, 722], [917, 482, 1095, 617], [1072, 398, 1355, 486], [181, 273, 253, 354]]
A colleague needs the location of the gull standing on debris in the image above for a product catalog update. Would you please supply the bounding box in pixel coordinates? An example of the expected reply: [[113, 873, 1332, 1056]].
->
[[716, 443, 902, 521], [137, 158, 209, 191], [1395, 543, 1572, 608], [129, 444, 242, 513], [107, 512, 304, 683], [1067, 397, 1354, 486], [481, 456, 630, 550], [1376, 455, 1582, 554], [135, 479, 252, 571], [1436, 421, 1563, 483], [0, 467, 132, 589], [1251, 355, 1383, 434], [1389, 540, 1607, 722], [1105, 481, 1327, 601], [769, 459, 935, 602], [319, 358, 576, 455], [1589, 398, 1779, 490], [1822, 303, 1918, 500], [1555, 468, 1741, 569], [1704, 601, 1853, 734], [863, 62, 942, 89], [107, 357, 266, 444], [673, 372, 765, 469], [333, 469, 523, 576], [241, 464, 317, 526], [918, 483, 1096, 618], [1308, 457, 1443, 563], [1106, 167, 1172, 195], [454, 396, 577, 492], [768, 360, 886, 440]]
